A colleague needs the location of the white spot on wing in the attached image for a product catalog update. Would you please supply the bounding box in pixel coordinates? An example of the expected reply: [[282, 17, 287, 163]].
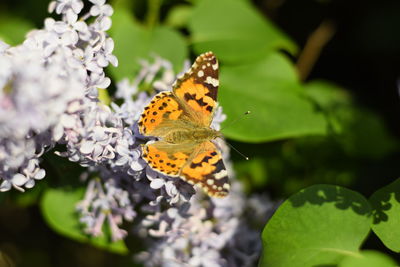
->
[[205, 76, 219, 87], [214, 169, 227, 180], [198, 70, 204, 77]]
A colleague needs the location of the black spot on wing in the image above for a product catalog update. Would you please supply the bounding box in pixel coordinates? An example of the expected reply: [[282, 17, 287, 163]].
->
[[206, 159, 228, 186], [183, 92, 195, 102], [213, 159, 226, 175], [184, 92, 212, 110], [190, 155, 212, 168], [192, 53, 219, 101]]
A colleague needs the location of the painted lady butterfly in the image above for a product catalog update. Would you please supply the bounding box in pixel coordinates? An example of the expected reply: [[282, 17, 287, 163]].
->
[[138, 52, 229, 197]]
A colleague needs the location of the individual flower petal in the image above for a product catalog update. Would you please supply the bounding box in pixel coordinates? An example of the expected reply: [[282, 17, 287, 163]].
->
[[12, 173, 28, 186], [24, 179, 36, 188], [34, 169, 46, 179], [80, 140, 95, 154], [0, 180, 12, 192], [150, 179, 165, 190]]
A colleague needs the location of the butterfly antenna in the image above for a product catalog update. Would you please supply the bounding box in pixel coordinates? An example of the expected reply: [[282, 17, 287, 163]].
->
[[220, 111, 251, 131], [225, 141, 249, 160], [217, 111, 250, 160]]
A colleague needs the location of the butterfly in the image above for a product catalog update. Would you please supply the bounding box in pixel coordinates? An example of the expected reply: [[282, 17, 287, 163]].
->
[[137, 52, 229, 198]]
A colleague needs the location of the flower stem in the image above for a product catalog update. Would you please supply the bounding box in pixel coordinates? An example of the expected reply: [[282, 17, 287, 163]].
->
[[146, 0, 162, 29]]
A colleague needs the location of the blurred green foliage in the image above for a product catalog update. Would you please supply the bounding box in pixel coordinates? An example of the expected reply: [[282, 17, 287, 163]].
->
[[188, 0, 297, 63], [109, 7, 188, 80], [41, 187, 129, 254], [219, 54, 327, 142], [1, 0, 400, 266], [0, 15, 33, 45]]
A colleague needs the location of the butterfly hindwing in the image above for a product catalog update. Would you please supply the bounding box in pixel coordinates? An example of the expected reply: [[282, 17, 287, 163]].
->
[[180, 141, 229, 198], [143, 140, 229, 198], [142, 141, 194, 177]]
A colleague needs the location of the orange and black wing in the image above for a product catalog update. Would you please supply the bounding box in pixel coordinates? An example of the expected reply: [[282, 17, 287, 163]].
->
[[141, 141, 193, 177], [138, 91, 190, 137], [172, 51, 219, 127], [180, 141, 229, 198], [142, 140, 229, 197]]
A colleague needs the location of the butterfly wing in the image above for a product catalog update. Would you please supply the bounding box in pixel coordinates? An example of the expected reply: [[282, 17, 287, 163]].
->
[[172, 51, 219, 127], [180, 141, 229, 197], [142, 140, 229, 197], [138, 91, 194, 137], [142, 140, 194, 177], [138, 52, 229, 198], [138, 52, 219, 136]]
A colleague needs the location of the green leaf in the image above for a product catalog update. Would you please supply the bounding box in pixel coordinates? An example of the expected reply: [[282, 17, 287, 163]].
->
[[220, 53, 327, 142], [305, 80, 351, 134], [40, 187, 128, 254], [0, 15, 34, 45], [305, 80, 352, 110], [98, 88, 111, 106], [338, 250, 397, 267], [305, 80, 399, 159], [164, 5, 192, 28], [370, 178, 400, 252], [260, 184, 372, 267], [189, 0, 296, 64], [109, 8, 188, 81]]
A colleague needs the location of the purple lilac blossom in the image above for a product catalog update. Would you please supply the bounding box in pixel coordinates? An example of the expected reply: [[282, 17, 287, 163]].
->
[[0, 0, 273, 265]]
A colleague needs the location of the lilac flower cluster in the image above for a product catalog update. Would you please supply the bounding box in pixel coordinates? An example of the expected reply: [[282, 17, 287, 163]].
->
[[135, 138, 272, 267], [75, 58, 199, 242], [0, 36, 85, 191], [0, 0, 117, 191], [0, 0, 272, 265]]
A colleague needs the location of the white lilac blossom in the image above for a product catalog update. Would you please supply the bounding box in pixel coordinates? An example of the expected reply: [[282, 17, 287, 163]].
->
[[0, 0, 271, 265], [0, 44, 85, 192], [0, 0, 117, 191]]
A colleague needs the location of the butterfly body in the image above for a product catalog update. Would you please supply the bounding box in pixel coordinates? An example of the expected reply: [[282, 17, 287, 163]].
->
[[138, 52, 230, 197], [163, 126, 220, 144]]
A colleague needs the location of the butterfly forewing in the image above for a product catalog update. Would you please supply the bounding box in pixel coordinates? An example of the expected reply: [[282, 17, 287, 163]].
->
[[138, 91, 190, 136], [173, 52, 219, 127]]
